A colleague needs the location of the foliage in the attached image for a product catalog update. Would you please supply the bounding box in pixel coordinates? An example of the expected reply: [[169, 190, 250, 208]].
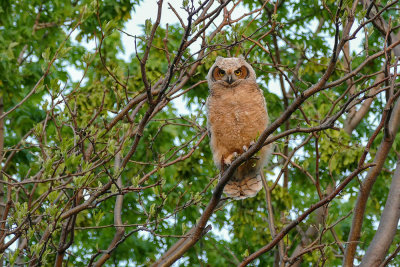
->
[[0, 0, 400, 266]]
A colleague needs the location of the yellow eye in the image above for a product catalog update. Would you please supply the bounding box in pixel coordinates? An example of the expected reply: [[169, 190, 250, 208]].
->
[[218, 69, 225, 77], [234, 69, 242, 76]]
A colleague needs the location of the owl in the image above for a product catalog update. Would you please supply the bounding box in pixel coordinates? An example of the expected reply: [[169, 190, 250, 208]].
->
[[206, 56, 272, 199]]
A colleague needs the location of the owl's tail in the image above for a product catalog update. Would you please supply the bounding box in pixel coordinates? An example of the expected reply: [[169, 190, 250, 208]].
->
[[222, 144, 273, 199], [223, 173, 263, 199]]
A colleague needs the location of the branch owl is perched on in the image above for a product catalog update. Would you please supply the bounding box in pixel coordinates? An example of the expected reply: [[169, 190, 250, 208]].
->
[[206, 56, 272, 199]]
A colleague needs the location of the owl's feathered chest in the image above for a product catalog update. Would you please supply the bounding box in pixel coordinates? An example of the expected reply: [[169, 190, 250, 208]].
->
[[209, 88, 258, 123], [206, 83, 268, 153]]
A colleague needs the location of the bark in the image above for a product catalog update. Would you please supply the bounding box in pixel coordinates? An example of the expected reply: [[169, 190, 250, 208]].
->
[[94, 153, 125, 266], [360, 157, 400, 266], [342, 34, 357, 134], [343, 1, 400, 263], [344, 97, 400, 266], [361, 0, 400, 57], [344, 71, 386, 134]]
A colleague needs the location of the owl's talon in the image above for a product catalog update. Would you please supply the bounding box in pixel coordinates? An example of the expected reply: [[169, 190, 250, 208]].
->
[[243, 141, 256, 152], [224, 152, 239, 165]]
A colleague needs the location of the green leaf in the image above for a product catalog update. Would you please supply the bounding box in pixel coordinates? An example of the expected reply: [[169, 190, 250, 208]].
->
[[42, 47, 51, 62], [145, 18, 152, 36]]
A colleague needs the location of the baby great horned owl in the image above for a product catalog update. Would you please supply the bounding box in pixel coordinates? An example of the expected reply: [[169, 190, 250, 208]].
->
[[206, 56, 272, 199]]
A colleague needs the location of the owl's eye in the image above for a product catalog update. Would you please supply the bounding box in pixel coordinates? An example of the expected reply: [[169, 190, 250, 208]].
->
[[234, 69, 242, 76], [212, 67, 226, 81]]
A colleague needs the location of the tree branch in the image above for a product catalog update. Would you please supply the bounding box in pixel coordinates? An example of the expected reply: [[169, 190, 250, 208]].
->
[[344, 82, 400, 266], [360, 156, 400, 266]]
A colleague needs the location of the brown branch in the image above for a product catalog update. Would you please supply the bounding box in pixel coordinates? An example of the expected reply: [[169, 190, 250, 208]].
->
[[239, 163, 374, 266], [168, 3, 186, 29], [323, 39, 400, 90], [137, 0, 164, 105], [289, 188, 330, 266], [380, 242, 400, 267], [360, 156, 400, 266], [260, 172, 285, 265], [344, 85, 400, 266], [272, 135, 316, 189], [0, 19, 82, 121], [94, 154, 125, 266], [288, 244, 327, 266], [344, 70, 386, 134], [361, 0, 400, 57]]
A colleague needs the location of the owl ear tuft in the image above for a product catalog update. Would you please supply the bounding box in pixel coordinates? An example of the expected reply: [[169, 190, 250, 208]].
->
[[238, 55, 245, 59]]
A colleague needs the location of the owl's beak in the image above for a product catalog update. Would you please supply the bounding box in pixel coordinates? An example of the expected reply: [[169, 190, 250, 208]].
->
[[225, 75, 234, 84]]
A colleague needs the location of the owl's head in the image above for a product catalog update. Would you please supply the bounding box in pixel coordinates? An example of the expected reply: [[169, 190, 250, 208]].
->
[[207, 56, 256, 88]]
